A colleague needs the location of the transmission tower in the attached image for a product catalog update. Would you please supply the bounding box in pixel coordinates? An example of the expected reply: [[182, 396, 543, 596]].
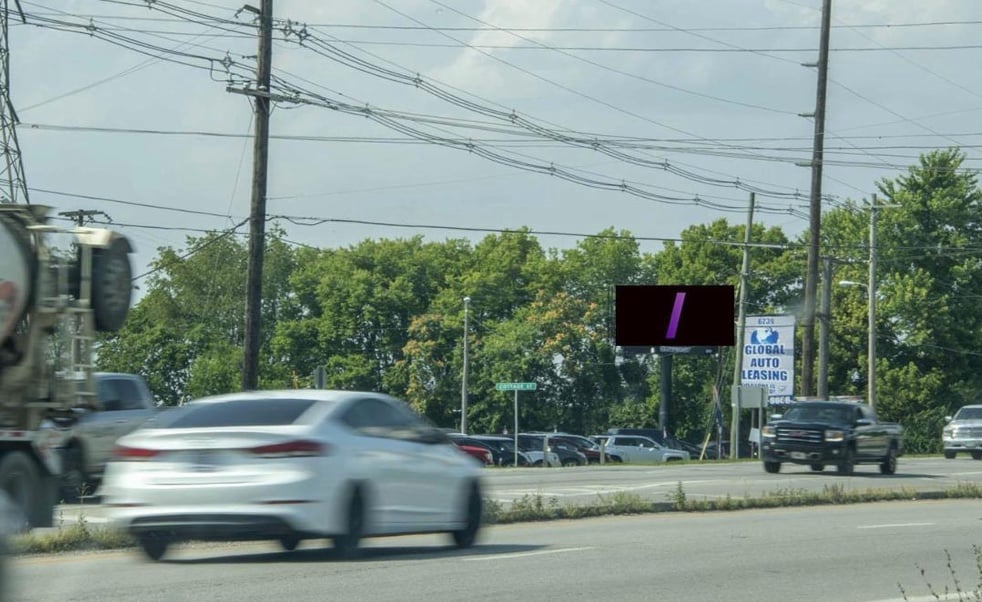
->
[[0, 0, 29, 205]]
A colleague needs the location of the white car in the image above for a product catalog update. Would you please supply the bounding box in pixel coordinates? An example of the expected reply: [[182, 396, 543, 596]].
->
[[101, 390, 484, 561], [604, 435, 690, 464]]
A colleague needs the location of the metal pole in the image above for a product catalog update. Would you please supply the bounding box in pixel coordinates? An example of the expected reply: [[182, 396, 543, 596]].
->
[[800, 0, 833, 397], [868, 198, 877, 411], [660, 352, 672, 438], [818, 256, 832, 398], [731, 193, 755, 459], [514, 390, 519, 467], [461, 296, 470, 434], [242, 0, 273, 391]]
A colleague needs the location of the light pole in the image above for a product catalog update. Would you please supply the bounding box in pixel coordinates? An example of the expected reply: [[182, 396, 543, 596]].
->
[[839, 280, 874, 410], [461, 296, 470, 434]]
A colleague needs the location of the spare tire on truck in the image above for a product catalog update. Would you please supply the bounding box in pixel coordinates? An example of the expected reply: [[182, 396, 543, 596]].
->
[[69, 235, 133, 332]]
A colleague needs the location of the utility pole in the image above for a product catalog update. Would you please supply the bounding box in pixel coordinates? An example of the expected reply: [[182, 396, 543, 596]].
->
[[0, 0, 28, 205], [800, 0, 833, 397], [868, 196, 878, 412], [461, 296, 470, 434], [731, 193, 755, 459], [242, 0, 273, 391], [59, 210, 109, 227], [817, 256, 832, 399]]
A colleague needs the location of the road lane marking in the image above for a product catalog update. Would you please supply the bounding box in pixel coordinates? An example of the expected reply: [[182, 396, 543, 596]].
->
[[857, 522, 934, 529], [463, 546, 594, 562]]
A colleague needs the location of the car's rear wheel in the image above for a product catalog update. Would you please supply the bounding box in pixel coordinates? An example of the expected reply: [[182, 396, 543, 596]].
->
[[880, 446, 898, 475], [971, 451, 982, 461], [280, 535, 301, 552], [763, 461, 781, 474], [561, 459, 579, 467], [451, 482, 482, 549], [137, 533, 170, 562], [333, 488, 364, 559], [944, 450, 957, 459], [810, 464, 824, 472]]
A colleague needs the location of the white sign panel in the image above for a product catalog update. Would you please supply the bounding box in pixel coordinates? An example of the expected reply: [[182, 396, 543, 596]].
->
[[741, 315, 795, 400]]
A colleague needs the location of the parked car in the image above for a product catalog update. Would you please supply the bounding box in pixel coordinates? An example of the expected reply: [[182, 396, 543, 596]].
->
[[470, 435, 530, 466], [545, 433, 613, 463], [512, 435, 561, 467], [446, 434, 495, 466], [942, 404, 982, 459], [518, 434, 586, 467], [604, 435, 690, 463], [62, 372, 158, 501], [101, 390, 484, 561]]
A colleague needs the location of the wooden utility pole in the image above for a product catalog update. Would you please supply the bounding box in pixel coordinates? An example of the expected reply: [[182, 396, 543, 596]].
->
[[731, 193, 755, 458], [800, 0, 833, 397], [817, 255, 832, 399], [242, 0, 273, 391]]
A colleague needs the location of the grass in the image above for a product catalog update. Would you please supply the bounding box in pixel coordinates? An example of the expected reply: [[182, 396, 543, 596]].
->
[[897, 545, 982, 601], [10, 480, 982, 555]]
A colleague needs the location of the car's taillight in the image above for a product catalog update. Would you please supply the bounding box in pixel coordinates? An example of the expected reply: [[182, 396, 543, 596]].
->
[[113, 445, 161, 461], [248, 439, 326, 458]]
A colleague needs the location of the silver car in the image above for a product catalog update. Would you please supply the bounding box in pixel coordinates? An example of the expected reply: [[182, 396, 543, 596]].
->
[[604, 435, 690, 464], [943, 405, 982, 459]]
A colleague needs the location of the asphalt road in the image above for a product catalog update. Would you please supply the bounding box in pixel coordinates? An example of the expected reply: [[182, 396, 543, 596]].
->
[[8, 499, 982, 601], [51, 456, 982, 526]]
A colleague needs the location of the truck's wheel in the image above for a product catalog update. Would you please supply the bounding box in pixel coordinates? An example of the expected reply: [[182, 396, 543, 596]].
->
[[90, 237, 133, 332], [837, 447, 855, 475], [810, 464, 824, 472], [0, 451, 39, 530], [763, 461, 781, 474], [880, 446, 898, 475], [971, 451, 982, 461], [944, 450, 957, 459]]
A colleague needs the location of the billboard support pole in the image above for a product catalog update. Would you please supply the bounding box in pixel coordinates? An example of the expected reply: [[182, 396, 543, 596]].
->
[[731, 193, 755, 459]]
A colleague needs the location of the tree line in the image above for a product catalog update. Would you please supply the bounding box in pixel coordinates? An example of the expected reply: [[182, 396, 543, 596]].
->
[[96, 150, 982, 452]]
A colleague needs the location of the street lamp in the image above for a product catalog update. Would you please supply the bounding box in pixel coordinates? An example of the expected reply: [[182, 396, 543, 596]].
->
[[838, 280, 875, 411], [461, 296, 471, 434]]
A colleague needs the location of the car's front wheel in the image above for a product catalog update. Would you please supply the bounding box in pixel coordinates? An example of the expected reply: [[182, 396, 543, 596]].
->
[[333, 488, 365, 559], [136, 533, 170, 562], [944, 450, 957, 459], [451, 482, 482, 549], [880, 446, 898, 475], [763, 461, 781, 473], [810, 464, 824, 472]]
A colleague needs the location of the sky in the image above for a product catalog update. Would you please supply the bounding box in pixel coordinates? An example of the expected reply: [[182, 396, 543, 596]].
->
[[9, 0, 982, 296]]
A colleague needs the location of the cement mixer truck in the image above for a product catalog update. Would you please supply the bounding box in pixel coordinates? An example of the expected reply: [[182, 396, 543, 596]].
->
[[0, 203, 133, 528]]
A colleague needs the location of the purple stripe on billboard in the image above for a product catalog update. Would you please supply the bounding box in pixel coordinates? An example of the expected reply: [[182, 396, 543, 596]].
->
[[666, 292, 686, 339]]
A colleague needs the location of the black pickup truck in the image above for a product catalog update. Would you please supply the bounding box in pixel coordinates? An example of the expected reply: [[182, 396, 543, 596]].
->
[[760, 401, 903, 475]]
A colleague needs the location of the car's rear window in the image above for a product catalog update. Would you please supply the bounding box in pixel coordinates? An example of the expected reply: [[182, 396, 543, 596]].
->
[[152, 398, 319, 428]]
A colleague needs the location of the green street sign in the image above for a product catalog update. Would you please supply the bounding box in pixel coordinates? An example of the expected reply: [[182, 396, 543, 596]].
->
[[495, 382, 537, 391]]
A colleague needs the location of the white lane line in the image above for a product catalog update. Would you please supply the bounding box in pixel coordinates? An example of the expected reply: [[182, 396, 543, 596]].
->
[[463, 546, 594, 562], [857, 522, 934, 530]]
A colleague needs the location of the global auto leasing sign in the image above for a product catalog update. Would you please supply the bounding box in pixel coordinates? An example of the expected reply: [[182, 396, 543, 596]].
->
[[741, 315, 795, 402]]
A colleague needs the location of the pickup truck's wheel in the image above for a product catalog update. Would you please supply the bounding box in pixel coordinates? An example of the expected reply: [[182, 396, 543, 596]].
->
[[60, 444, 92, 504], [837, 447, 855, 475], [944, 450, 957, 459], [880, 446, 898, 475], [763, 461, 781, 473], [810, 464, 824, 472], [971, 451, 982, 460]]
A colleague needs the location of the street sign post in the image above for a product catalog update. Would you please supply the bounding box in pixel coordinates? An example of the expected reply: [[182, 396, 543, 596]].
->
[[496, 382, 538, 466]]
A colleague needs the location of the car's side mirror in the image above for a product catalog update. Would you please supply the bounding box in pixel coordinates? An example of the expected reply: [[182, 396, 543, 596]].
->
[[945, 415, 953, 422], [769, 413, 783, 421]]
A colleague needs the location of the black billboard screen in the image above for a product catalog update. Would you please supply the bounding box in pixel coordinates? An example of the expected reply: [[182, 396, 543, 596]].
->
[[615, 285, 735, 347]]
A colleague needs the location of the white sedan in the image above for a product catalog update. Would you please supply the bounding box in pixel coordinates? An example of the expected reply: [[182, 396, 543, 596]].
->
[[101, 390, 484, 561]]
